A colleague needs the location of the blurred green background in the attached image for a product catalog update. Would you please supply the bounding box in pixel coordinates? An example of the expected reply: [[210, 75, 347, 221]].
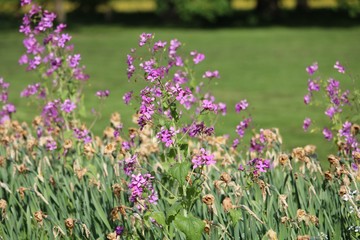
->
[[1, 0, 360, 160]]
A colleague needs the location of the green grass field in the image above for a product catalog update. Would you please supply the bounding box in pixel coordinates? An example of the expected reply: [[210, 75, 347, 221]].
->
[[1, 26, 360, 159]]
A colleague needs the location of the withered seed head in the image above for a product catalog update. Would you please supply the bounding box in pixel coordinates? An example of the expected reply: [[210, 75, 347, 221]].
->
[[222, 197, 233, 212], [339, 185, 347, 196], [112, 183, 122, 197], [202, 194, 215, 206], [297, 235, 310, 240], [203, 220, 211, 234], [17, 187, 28, 200], [220, 172, 231, 184], [278, 154, 289, 166], [65, 218, 75, 229], [324, 171, 333, 181], [63, 139, 73, 149], [351, 124, 360, 135], [107, 232, 117, 240], [34, 210, 47, 225], [304, 145, 316, 155], [328, 154, 340, 166]]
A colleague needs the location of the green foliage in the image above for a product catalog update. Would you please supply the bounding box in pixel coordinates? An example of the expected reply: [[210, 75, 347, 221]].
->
[[156, 0, 232, 22]]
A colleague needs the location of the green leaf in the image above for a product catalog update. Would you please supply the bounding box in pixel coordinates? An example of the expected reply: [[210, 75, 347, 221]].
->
[[168, 162, 191, 185], [150, 211, 166, 226], [229, 209, 242, 226], [174, 213, 205, 240], [166, 202, 182, 223], [90, 191, 111, 231]]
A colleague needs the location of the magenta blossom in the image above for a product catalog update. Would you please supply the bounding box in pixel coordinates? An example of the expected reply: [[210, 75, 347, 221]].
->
[[334, 61, 345, 74], [190, 51, 205, 64], [139, 33, 152, 47], [96, 90, 110, 98], [304, 94, 311, 105], [306, 62, 318, 75], [235, 100, 249, 113], [61, 99, 76, 113], [323, 128, 333, 141], [192, 148, 216, 169], [202, 70, 220, 79], [303, 118, 311, 132], [123, 91, 133, 104]]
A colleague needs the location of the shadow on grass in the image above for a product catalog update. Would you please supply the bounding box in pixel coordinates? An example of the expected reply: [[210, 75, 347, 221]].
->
[[1, 8, 360, 31]]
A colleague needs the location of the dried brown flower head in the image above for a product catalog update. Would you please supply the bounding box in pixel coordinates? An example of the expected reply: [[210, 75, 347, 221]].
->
[[328, 154, 340, 166], [110, 208, 120, 221], [354, 152, 360, 161], [304, 145, 316, 155], [103, 127, 115, 139], [324, 171, 333, 181], [280, 216, 289, 224], [0, 156, 5, 167], [266, 229, 278, 240], [16, 164, 28, 174], [203, 220, 211, 234], [63, 139, 73, 149], [17, 187, 29, 200], [222, 197, 233, 212], [297, 235, 310, 240], [309, 215, 319, 225], [339, 185, 347, 196], [112, 183, 122, 197], [278, 154, 289, 166], [296, 209, 307, 222], [107, 232, 117, 240], [34, 210, 47, 226], [84, 143, 95, 158], [110, 112, 122, 128], [49, 176, 56, 188], [75, 168, 87, 180], [220, 172, 231, 184], [185, 174, 192, 186], [65, 218, 75, 229], [292, 147, 306, 162], [0, 199, 7, 217], [351, 124, 360, 135], [202, 194, 215, 206], [278, 195, 288, 212], [104, 142, 116, 155], [118, 206, 127, 217]]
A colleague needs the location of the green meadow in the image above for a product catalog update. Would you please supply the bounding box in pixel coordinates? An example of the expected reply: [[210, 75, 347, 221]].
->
[[1, 26, 360, 159]]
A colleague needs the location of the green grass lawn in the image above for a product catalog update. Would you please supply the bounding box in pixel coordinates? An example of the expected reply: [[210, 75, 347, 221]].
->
[[1, 26, 360, 160]]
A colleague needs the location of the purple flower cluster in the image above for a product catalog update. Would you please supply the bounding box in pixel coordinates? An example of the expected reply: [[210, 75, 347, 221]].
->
[[190, 51, 205, 64], [202, 70, 220, 79], [338, 121, 359, 153], [322, 128, 333, 141], [153, 40, 167, 52], [123, 91, 133, 105], [306, 62, 318, 75], [20, 83, 45, 98], [250, 131, 266, 153], [167, 83, 196, 110], [127, 54, 135, 79], [192, 148, 216, 169], [248, 158, 271, 174], [19, 3, 88, 80], [42, 100, 63, 127], [235, 100, 249, 113], [169, 39, 181, 59], [156, 127, 178, 147], [137, 87, 155, 129], [334, 61, 345, 74], [128, 173, 158, 205], [303, 118, 311, 132], [121, 154, 137, 176], [61, 99, 76, 113], [236, 118, 252, 138], [0, 78, 14, 124], [173, 71, 188, 84], [185, 122, 214, 138], [201, 94, 226, 115], [139, 33, 153, 47], [46, 139, 57, 151], [73, 128, 92, 143], [96, 90, 110, 99]]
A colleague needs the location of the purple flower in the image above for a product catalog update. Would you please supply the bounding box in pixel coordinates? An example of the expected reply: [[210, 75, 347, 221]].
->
[[169, 39, 181, 59], [67, 54, 81, 68], [306, 62, 318, 75], [73, 128, 92, 143], [96, 90, 110, 98], [115, 226, 124, 236], [190, 51, 205, 64], [323, 128, 333, 141], [307, 79, 320, 92], [235, 100, 249, 113], [325, 106, 337, 119], [139, 33, 152, 47], [192, 148, 216, 169], [153, 40, 167, 52], [351, 163, 358, 171], [21, 83, 41, 97], [121, 154, 137, 176], [173, 71, 188, 84], [126, 54, 135, 79], [202, 70, 220, 79], [123, 91, 133, 104], [236, 118, 251, 138], [156, 127, 177, 147], [248, 158, 271, 174], [232, 138, 240, 149], [21, 0, 32, 6], [202, 99, 217, 112], [238, 164, 244, 171], [3, 103, 16, 113], [334, 61, 345, 73], [303, 118, 311, 132], [128, 173, 158, 205], [304, 94, 311, 105], [218, 102, 227, 116], [61, 99, 76, 113], [339, 121, 352, 138], [46, 139, 57, 151]]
